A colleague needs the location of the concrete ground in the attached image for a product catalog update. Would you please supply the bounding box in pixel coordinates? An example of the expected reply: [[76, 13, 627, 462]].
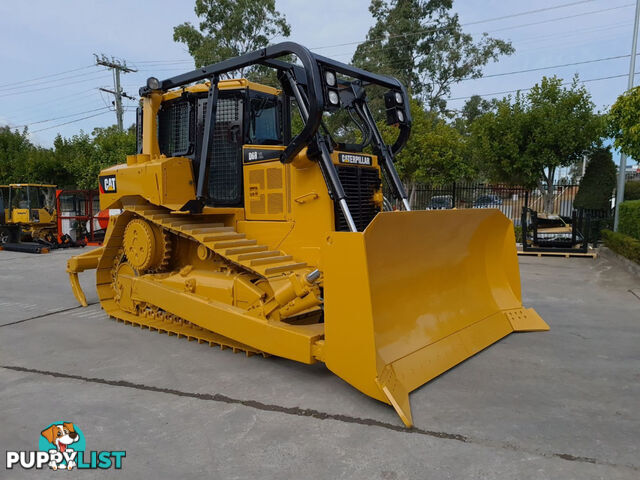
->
[[0, 248, 638, 479]]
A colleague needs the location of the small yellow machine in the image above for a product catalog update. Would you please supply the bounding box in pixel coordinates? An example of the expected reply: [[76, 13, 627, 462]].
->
[[68, 43, 548, 427], [0, 184, 57, 245]]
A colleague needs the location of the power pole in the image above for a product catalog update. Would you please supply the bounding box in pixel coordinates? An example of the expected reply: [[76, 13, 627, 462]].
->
[[614, 0, 640, 231], [94, 54, 137, 131]]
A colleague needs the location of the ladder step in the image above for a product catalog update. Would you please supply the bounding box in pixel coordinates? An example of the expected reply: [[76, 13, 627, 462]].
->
[[130, 207, 165, 214], [201, 232, 245, 242], [146, 213, 174, 221], [175, 222, 224, 229], [250, 255, 293, 266], [224, 245, 268, 255], [236, 250, 281, 261], [162, 219, 208, 227], [189, 226, 235, 234], [213, 239, 257, 249], [263, 262, 307, 275]]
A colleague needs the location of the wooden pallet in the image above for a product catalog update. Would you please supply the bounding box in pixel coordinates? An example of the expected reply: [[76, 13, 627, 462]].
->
[[517, 248, 598, 259]]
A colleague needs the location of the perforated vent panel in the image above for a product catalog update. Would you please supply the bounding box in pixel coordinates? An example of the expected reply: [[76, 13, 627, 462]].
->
[[244, 161, 286, 220], [248, 169, 266, 214], [266, 167, 283, 189], [268, 193, 283, 214]]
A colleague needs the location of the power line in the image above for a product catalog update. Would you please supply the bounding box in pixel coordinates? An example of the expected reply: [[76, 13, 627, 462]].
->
[[515, 25, 631, 54], [0, 75, 112, 99], [310, 0, 610, 51], [0, 65, 94, 90], [30, 110, 113, 134], [473, 3, 634, 36], [460, 54, 635, 81], [324, 3, 634, 63], [131, 59, 193, 66], [0, 69, 108, 93], [8, 107, 111, 129], [1, 88, 99, 118], [290, 17, 634, 63], [447, 71, 639, 101], [465, 0, 600, 27], [514, 19, 632, 46]]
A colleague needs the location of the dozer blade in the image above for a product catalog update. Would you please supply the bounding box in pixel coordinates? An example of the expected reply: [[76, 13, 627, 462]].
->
[[321, 209, 548, 427]]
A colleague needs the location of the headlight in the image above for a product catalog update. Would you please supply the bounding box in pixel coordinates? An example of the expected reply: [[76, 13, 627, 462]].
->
[[146, 77, 161, 90], [325, 71, 336, 87], [396, 110, 404, 123], [395, 92, 403, 104], [328, 90, 340, 105]]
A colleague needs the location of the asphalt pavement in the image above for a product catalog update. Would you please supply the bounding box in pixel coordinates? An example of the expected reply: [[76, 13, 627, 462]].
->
[[0, 248, 638, 479]]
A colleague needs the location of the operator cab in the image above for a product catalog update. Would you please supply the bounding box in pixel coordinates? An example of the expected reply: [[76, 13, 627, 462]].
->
[[142, 80, 287, 208], [4, 184, 56, 224]]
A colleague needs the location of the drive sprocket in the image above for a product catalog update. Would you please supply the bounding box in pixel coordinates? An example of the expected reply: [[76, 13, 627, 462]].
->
[[123, 218, 156, 271]]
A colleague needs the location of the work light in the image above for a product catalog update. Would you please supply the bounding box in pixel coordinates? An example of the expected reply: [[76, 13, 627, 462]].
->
[[322, 68, 341, 111], [325, 71, 337, 87], [146, 77, 161, 90], [384, 89, 408, 126]]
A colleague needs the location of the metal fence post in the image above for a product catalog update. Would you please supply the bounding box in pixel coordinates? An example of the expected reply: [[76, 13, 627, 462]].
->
[[452, 182, 457, 209]]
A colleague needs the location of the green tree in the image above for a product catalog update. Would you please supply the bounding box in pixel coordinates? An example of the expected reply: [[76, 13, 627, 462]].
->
[[0, 126, 32, 183], [0, 126, 74, 186], [453, 94, 494, 134], [380, 99, 473, 204], [352, 0, 513, 112], [573, 148, 616, 211], [54, 125, 136, 189], [470, 76, 604, 212], [174, 0, 290, 78], [625, 180, 640, 200], [607, 85, 640, 160]]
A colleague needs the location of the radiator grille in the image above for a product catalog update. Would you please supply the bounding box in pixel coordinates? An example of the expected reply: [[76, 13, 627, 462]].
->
[[334, 165, 381, 232]]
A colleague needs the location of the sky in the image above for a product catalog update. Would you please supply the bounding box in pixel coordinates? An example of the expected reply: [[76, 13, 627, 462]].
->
[[0, 0, 638, 170]]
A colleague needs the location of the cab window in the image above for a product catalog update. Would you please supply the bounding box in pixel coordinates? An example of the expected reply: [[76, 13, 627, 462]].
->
[[11, 187, 28, 209], [248, 94, 282, 145]]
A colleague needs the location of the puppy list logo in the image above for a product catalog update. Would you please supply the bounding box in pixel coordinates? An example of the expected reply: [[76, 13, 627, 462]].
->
[[5, 422, 125, 470]]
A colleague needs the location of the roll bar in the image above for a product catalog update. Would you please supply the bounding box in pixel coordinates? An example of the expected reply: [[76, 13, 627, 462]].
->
[[140, 42, 325, 167], [139, 42, 413, 223]]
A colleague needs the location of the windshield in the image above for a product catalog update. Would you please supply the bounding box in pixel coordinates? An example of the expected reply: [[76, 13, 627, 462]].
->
[[249, 95, 281, 145], [10, 187, 28, 209]]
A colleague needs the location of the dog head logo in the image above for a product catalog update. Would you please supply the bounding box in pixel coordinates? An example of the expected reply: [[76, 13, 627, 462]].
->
[[41, 423, 79, 453], [39, 422, 84, 470]]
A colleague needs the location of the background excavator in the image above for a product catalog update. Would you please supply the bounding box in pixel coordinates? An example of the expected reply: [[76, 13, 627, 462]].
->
[[68, 42, 548, 427]]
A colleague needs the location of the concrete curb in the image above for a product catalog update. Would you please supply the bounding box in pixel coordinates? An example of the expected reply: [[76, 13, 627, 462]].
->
[[598, 246, 640, 278]]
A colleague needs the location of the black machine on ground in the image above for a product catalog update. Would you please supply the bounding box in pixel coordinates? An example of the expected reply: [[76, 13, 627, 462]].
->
[[521, 207, 591, 253]]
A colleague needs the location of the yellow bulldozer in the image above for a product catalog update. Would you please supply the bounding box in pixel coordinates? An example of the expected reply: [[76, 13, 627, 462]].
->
[[0, 184, 58, 252], [68, 43, 548, 427]]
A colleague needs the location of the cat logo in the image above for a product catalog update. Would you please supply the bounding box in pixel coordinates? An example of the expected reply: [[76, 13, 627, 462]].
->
[[99, 175, 117, 194]]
